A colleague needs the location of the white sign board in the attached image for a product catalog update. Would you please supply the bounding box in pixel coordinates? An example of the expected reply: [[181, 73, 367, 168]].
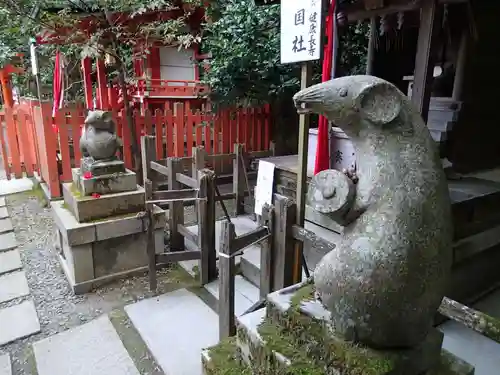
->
[[280, 0, 323, 64], [254, 160, 275, 216]]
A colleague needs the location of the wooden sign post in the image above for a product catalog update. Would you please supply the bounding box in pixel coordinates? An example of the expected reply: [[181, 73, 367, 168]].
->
[[281, 0, 325, 283]]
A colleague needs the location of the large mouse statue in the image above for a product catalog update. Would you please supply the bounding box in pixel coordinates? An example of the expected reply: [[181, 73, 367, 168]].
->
[[293, 76, 452, 349]]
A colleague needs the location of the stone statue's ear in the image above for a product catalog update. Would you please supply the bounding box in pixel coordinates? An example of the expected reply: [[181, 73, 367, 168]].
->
[[358, 82, 401, 125], [101, 111, 113, 122]]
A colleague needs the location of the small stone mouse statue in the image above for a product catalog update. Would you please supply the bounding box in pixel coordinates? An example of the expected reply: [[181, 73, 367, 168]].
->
[[80, 110, 122, 160], [293, 75, 453, 349]]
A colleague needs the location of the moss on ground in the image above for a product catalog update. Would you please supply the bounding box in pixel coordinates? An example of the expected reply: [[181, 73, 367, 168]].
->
[[258, 283, 393, 375], [205, 337, 252, 375]]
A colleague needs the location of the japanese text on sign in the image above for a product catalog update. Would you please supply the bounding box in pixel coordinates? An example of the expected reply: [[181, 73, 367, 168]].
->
[[281, 0, 323, 64]]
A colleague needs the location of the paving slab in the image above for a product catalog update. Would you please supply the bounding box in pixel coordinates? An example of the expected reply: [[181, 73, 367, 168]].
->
[[0, 300, 40, 346], [0, 353, 11, 375], [33, 316, 139, 375], [204, 275, 259, 317], [0, 250, 22, 275], [0, 197, 5, 207], [0, 208, 8, 220], [0, 219, 13, 234], [0, 178, 33, 196], [0, 271, 30, 303], [0, 233, 17, 252], [125, 288, 219, 375]]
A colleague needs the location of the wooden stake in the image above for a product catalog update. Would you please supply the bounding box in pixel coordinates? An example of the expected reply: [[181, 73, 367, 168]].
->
[[293, 62, 313, 284]]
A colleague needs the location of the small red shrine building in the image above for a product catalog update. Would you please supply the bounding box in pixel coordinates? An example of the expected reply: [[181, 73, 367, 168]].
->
[[36, 2, 210, 113]]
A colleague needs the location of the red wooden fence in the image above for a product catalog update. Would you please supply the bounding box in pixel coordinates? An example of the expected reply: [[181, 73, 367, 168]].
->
[[0, 102, 272, 199]]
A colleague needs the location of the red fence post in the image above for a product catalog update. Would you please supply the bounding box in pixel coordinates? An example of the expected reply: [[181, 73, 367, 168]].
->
[[174, 103, 185, 157]]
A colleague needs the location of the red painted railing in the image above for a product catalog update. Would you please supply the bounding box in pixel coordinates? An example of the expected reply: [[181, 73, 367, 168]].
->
[[0, 101, 272, 199], [134, 79, 210, 98]]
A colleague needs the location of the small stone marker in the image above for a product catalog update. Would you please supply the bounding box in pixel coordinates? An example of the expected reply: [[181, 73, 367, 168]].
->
[[0, 300, 40, 346], [0, 250, 22, 275], [0, 271, 30, 303], [0, 353, 11, 375], [33, 316, 139, 375], [0, 232, 17, 252], [0, 207, 8, 220], [125, 288, 219, 375], [0, 219, 13, 234]]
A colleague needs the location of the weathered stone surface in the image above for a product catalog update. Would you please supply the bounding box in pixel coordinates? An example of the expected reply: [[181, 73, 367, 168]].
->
[[0, 218, 13, 234], [80, 110, 122, 161], [52, 201, 165, 246], [62, 183, 145, 223], [0, 300, 40, 346], [0, 207, 8, 219], [0, 232, 17, 252], [33, 316, 139, 375], [58, 228, 164, 294], [125, 288, 219, 375], [0, 197, 5, 207], [264, 283, 445, 375], [0, 250, 22, 275], [0, 353, 11, 375], [0, 271, 30, 303], [72, 167, 137, 196], [294, 76, 453, 348], [51, 201, 96, 246]]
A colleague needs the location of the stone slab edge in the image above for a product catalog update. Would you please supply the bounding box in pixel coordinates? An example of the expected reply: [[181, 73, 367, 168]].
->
[[58, 244, 165, 295], [52, 201, 166, 247]]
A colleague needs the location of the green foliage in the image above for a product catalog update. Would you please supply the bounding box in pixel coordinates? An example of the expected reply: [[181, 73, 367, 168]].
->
[[201, 0, 369, 108], [0, 0, 205, 99]]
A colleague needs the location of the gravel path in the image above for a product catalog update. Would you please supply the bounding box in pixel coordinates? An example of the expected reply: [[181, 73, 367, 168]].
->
[[2, 191, 200, 375]]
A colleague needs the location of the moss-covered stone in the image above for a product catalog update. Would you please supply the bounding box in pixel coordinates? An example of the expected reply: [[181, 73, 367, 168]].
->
[[204, 337, 252, 375], [289, 283, 315, 310]]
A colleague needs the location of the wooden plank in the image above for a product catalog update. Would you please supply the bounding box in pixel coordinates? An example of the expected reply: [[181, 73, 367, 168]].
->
[[150, 160, 169, 177], [0, 113, 10, 177], [206, 153, 236, 162], [168, 157, 185, 251], [145, 179, 157, 291], [176, 173, 198, 189], [273, 194, 297, 291], [260, 204, 274, 299], [174, 103, 185, 157], [215, 192, 236, 202], [219, 220, 236, 340], [411, 0, 442, 123], [141, 135, 157, 189], [233, 144, 245, 215], [156, 250, 201, 263], [198, 169, 217, 285], [291, 224, 337, 254], [152, 189, 198, 201], [294, 63, 313, 283], [17, 113, 34, 176], [232, 227, 269, 254], [178, 224, 199, 246], [438, 296, 500, 344]]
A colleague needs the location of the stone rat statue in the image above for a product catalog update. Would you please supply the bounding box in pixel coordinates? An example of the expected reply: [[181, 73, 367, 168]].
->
[[80, 110, 122, 160], [293, 76, 452, 349]]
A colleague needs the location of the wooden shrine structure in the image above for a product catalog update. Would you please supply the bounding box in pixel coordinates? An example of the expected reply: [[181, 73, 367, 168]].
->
[[36, 1, 209, 113]]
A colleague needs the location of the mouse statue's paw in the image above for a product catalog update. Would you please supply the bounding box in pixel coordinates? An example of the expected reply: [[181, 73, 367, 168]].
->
[[342, 167, 359, 184]]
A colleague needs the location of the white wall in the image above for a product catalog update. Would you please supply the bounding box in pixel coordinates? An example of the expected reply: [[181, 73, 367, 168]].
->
[[159, 47, 195, 83]]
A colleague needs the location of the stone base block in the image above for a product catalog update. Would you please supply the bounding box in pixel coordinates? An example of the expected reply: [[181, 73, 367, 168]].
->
[[52, 200, 166, 294], [72, 168, 137, 196], [62, 182, 145, 223], [80, 158, 126, 176], [258, 282, 473, 375]]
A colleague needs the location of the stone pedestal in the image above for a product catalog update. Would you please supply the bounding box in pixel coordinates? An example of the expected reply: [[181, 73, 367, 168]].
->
[[52, 201, 165, 294], [202, 282, 476, 375], [51, 165, 165, 294], [72, 168, 137, 196]]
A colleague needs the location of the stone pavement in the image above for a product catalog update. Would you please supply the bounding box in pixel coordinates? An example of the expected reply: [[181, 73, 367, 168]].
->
[[0, 197, 40, 350]]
